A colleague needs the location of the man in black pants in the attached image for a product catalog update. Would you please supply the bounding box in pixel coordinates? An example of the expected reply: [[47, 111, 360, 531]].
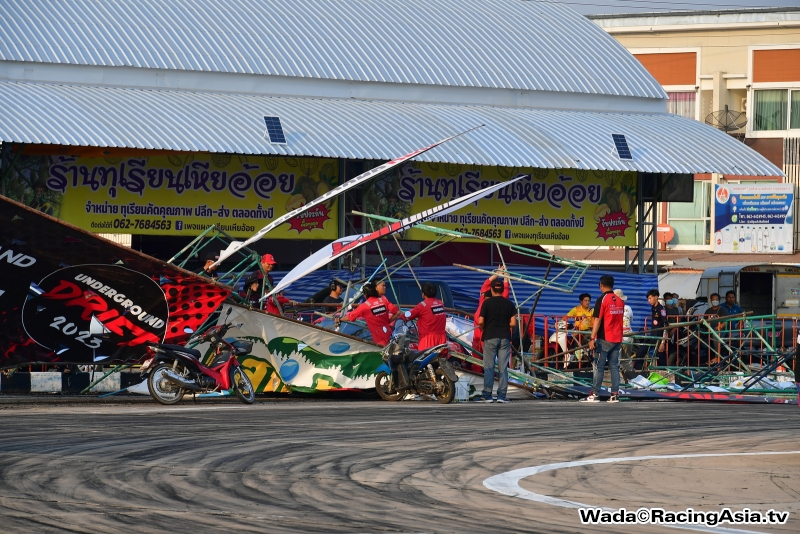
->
[[635, 289, 669, 369], [475, 278, 517, 403], [581, 275, 624, 403]]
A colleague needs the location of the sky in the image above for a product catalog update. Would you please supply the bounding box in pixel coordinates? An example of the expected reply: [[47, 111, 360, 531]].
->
[[560, 0, 800, 16]]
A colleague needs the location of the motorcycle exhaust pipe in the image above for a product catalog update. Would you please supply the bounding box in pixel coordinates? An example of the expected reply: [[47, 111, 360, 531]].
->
[[163, 369, 202, 392]]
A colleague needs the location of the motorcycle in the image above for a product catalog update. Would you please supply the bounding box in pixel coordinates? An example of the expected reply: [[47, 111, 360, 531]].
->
[[374, 332, 458, 404], [140, 318, 255, 405]]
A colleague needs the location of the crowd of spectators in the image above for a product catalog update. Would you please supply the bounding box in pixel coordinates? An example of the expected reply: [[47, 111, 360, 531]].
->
[[553, 286, 749, 374]]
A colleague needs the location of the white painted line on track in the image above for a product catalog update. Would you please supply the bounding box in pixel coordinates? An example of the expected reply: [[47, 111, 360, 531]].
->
[[484, 451, 800, 534]]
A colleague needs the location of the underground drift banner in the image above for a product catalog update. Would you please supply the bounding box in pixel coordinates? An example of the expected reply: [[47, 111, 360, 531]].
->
[[3, 153, 339, 239], [0, 196, 231, 369], [367, 163, 636, 245], [22, 265, 169, 363]]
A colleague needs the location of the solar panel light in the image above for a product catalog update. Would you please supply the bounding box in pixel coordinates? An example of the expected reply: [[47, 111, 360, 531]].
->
[[611, 133, 632, 160], [263, 116, 287, 144]]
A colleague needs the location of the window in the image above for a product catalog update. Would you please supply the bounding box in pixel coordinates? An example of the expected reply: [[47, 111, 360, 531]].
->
[[666, 92, 696, 119], [668, 181, 711, 246], [791, 90, 800, 130], [753, 89, 788, 131]]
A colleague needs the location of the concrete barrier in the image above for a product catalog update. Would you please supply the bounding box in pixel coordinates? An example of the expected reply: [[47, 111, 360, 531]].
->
[[0, 372, 141, 394]]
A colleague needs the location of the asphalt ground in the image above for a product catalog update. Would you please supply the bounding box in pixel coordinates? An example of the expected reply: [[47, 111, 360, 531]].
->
[[0, 396, 798, 533]]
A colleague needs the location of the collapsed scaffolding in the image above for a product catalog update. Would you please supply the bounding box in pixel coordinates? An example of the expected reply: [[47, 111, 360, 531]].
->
[[159, 207, 797, 403]]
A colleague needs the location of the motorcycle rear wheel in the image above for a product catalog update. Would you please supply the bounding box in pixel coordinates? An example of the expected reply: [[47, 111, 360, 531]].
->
[[435, 369, 455, 404], [230, 366, 255, 404], [148, 364, 185, 405], [375, 371, 403, 401]]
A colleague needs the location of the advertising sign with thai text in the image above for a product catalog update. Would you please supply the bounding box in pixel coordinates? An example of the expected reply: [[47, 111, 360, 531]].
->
[[4, 153, 339, 239], [713, 183, 794, 254], [364, 163, 636, 245]]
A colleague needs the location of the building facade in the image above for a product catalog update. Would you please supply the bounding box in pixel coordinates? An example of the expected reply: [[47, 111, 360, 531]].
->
[[591, 8, 800, 251], [0, 0, 782, 268]]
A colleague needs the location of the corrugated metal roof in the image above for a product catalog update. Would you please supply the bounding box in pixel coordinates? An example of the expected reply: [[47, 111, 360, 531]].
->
[[0, 0, 665, 99], [590, 7, 800, 27], [0, 81, 781, 176]]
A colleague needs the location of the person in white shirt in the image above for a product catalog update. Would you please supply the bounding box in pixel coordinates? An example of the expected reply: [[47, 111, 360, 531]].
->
[[614, 289, 636, 379]]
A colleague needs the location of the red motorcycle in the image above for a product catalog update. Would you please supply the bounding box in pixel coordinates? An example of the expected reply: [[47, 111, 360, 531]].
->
[[140, 317, 255, 405]]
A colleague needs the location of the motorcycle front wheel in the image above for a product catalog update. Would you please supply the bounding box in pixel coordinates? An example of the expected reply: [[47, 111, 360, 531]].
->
[[148, 364, 185, 405], [375, 371, 403, 401], [434, 368, 456, 404], [230, 366, 255, 404]]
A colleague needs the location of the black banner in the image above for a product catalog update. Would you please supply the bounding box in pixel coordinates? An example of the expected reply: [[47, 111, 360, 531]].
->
[[0, 196, 230, 369]]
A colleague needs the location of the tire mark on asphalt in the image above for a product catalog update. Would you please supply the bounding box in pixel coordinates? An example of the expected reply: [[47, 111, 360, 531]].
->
[[1, 402, 797, 533]]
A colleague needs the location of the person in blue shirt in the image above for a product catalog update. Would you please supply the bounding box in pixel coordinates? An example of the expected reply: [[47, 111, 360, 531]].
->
[[720, 290, 744, 349], [721, 291, 743, 315]]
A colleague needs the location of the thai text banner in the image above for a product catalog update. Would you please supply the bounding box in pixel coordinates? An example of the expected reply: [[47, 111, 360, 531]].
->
[[366, 163, 636, 245], [7, 153, 339, 239], [713, 183, 794, 254]]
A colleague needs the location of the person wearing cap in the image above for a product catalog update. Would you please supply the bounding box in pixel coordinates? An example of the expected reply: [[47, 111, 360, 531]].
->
[[202, 250, 220, 279], [614, 288, 636, 379], [342, 280, 400, 346], [475, 278, 517, 403], [471, 266, 509, 356], [404, 282, 447, 351], [244, 253, 294, 314]]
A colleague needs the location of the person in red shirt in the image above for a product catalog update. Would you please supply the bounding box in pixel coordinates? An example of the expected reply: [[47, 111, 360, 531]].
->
[[342, 280, 400, 346], [404, 282, 447, 351], [243, 254, 294, 315], [582, 274, 624, 403], [472, 266, 509, 355]]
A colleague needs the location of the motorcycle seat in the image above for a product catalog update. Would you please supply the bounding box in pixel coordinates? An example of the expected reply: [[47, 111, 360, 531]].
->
[[158, 344, 202, 359], [408, 349, 427, 361]]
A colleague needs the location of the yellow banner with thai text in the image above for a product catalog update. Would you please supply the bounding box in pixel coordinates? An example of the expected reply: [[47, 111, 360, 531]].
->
[[364, 163, 636, 245], [5, 153, 339, 239]]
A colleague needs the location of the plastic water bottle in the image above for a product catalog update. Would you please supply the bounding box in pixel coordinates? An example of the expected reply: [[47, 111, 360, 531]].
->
[[746, 226, 753, 251]]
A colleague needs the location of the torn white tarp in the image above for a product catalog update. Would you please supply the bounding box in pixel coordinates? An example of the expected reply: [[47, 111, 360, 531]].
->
[[268, 175, 525, 297], [212, 126, 483, 268]]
